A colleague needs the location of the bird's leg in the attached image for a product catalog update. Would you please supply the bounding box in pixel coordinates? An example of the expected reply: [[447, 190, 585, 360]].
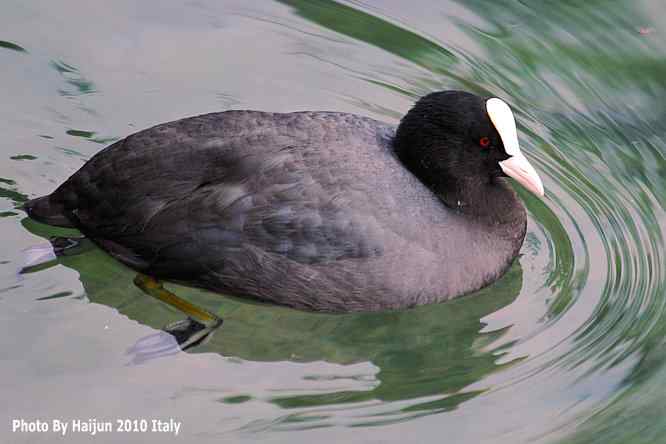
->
[[133, 274, 223, 350]]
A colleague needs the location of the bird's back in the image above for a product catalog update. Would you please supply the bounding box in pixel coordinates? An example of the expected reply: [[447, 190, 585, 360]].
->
[[29, 110, 523, 311]]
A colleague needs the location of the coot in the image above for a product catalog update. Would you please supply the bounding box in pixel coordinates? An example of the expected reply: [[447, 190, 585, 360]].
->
[[25, 91, 543, 313]]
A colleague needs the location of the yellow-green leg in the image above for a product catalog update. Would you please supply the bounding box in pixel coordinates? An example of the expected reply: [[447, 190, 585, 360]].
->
[[134, 274, 223, 350]]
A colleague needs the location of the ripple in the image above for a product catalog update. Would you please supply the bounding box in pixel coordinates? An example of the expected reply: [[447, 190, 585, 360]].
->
[[4, 0, 666, 442], [0, 40, 26, 52]]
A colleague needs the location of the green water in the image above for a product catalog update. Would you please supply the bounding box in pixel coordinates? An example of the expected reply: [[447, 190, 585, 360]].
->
[[1, 1, 665, 443]]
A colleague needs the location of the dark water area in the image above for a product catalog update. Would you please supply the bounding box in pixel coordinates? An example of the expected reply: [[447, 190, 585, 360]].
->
[[1, 1, 665, 443]]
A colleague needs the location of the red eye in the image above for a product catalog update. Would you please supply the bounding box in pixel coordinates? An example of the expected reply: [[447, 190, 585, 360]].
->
[[479, 137, 490, 148]]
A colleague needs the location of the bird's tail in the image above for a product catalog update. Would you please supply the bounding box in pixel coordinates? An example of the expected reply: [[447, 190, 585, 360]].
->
[[23, 195, 75, 228]]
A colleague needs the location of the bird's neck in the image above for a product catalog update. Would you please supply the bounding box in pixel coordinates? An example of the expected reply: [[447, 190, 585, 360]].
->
[[437, 177, 526, 225]]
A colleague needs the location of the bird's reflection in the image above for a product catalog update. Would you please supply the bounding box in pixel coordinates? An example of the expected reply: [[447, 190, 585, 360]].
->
[[25, 215, 524, 416]]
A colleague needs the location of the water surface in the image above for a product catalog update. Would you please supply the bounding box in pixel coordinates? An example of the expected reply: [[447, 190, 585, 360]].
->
[[1, 1, 665, 443]]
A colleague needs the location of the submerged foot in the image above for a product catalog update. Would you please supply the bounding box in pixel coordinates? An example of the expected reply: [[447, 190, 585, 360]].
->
[[125, 317, 222, 364], [49, 236, 91, 256], [126, 316, 223, 365], [163, 317, 223, 350], [21, 236, 92, 273]]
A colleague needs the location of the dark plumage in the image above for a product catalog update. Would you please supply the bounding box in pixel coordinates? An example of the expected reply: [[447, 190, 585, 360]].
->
[[25, 91, 543, 312]]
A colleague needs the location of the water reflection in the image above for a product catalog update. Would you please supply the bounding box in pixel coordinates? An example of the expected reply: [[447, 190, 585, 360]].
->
[[277, 0, 456, 74], [51, 60, 97, 97], [277, 0, 666, 413], [24, 216, 524, 422], [4, 0, 666, 441]]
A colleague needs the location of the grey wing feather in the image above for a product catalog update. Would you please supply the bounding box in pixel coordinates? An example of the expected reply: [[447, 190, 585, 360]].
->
[[53, 111, 387, 278]]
